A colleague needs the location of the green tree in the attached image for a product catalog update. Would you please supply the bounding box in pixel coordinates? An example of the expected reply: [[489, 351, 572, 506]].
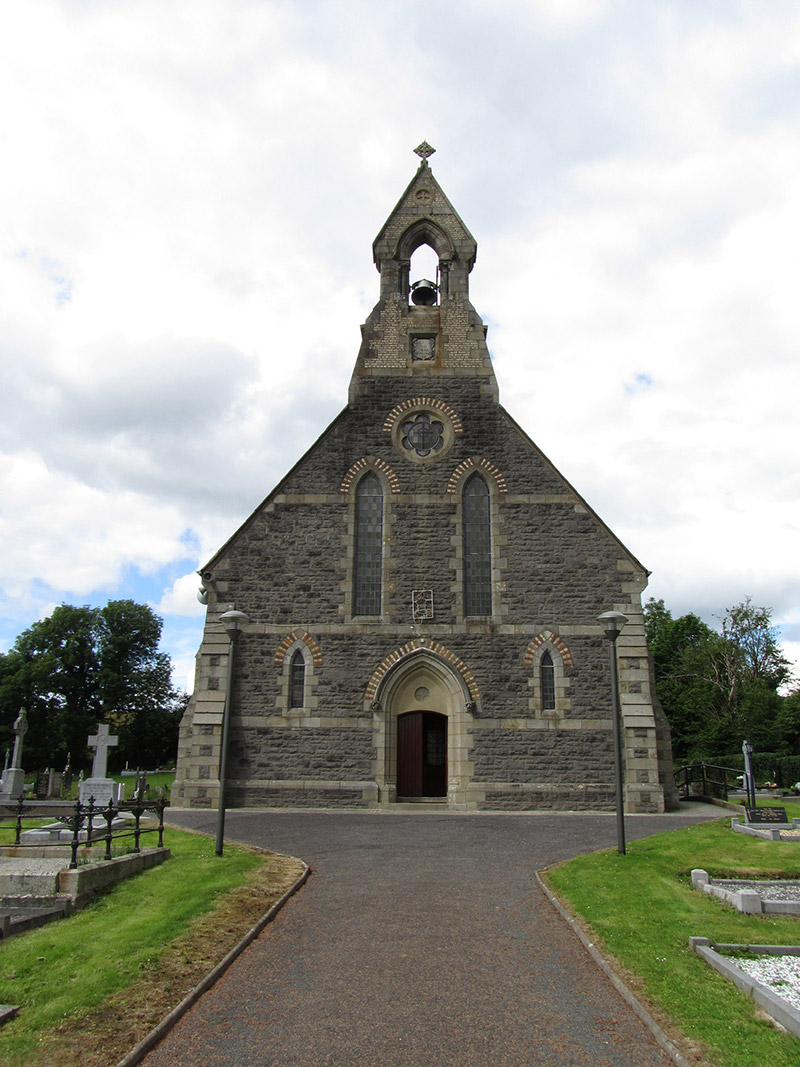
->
[[644, 598, 716, 761], [0, 600, 185, 771], [645, 597, 793, 762]]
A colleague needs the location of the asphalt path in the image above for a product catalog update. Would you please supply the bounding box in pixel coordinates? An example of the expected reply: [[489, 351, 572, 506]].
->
[[143, 806, 719, 1067]]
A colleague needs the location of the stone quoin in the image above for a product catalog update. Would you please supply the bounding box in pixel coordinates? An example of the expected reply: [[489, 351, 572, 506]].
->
[[172, 149, 677, 813]]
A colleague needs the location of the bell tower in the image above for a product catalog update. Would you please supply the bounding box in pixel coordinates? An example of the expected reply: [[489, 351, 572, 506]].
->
[[350, 143, 498, 402]]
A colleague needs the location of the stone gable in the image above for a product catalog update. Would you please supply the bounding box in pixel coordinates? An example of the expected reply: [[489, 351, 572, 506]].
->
[[173, 158, 677, 814]]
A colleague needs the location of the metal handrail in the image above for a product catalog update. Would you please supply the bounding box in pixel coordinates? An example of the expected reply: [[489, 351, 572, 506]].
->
[[674, 762, 742, 801]]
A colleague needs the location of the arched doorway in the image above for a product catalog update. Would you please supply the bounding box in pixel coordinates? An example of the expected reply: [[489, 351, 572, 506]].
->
[[397, 711, 447, 798], [368, 646, 477, 807]]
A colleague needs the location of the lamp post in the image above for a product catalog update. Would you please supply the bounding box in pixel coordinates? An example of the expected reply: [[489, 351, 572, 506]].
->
[[742, 739, 755, 808], [216, 610, 249, 857], [598, 610, 628, 855]]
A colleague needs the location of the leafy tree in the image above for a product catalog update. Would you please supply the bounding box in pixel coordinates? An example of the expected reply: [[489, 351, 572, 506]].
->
[[0, 600, 185, 772], [776, 690, 800, 752], [644, 598, 716, 760], [645, 596, 793, 762]]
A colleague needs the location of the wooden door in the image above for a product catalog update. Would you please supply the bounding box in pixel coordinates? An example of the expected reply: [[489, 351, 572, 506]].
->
[[397, 712, 447, 798], [397, 712, 423, 797]]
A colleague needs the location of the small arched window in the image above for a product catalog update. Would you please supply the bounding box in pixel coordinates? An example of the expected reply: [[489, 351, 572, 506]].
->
[[463, 472, 492, 616], [289, 650, 305, 709], [353, 472, 383, 615], [540, 650, 556, 710]]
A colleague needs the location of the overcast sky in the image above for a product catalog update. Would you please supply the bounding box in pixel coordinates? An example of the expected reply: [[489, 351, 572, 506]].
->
[[1, 0, 798, 691]]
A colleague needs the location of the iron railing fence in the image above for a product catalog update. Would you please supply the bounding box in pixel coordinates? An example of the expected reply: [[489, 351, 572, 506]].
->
[[0, 795, 167, 869]]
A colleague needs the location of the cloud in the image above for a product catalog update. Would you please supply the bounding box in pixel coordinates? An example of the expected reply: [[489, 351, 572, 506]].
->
[[0, 0, 798, 692], [0, 452, 190, 597]]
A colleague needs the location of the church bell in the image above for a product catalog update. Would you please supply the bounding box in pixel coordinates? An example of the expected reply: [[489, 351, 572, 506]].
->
[[410, 278, 438, 306]]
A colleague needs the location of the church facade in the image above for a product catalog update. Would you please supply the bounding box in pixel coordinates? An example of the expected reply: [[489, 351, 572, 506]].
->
[[172, 150, 677, 813]]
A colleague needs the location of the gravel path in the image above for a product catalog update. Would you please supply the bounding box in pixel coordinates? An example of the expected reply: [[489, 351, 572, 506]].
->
[[139, 806, 717, 1067]]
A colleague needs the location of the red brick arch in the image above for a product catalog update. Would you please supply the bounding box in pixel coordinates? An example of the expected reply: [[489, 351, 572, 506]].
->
[[447, 457, 508, 494], [339, 456, 401, 494], [523, 632, 573, 669], [365, 639, 479, 702], [382, 397, 463, 434], [274, 631, 323, 667]]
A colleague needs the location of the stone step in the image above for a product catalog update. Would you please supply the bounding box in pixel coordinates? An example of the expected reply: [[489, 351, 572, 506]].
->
[[0, 901, 71, 938]]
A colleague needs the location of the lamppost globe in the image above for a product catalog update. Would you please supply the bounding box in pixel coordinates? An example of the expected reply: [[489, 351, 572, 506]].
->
[[597, 610, 629, 638], [219, 609, 249, 635]]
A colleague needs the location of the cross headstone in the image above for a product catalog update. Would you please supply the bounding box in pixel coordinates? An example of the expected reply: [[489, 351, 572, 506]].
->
[[87, 724, 118, 779], [0, 710, 29, 799], [11, 709, 28, 769]]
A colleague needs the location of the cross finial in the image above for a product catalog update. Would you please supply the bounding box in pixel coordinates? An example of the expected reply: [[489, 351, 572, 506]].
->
[[414, 141, 436, 166]]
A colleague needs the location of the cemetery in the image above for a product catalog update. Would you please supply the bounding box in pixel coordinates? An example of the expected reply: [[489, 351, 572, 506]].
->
[[681, 802, 800, 1041], [0, 720, 169, 939]]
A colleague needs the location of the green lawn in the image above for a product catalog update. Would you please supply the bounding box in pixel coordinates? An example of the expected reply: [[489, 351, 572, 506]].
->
[[24, 771, 175, 801], [0, 827, 300, 1067], [545, 811, 800, 1067], [111, 770, 175, 799]]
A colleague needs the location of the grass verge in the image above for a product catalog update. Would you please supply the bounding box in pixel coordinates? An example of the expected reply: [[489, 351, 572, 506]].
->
[[544, 812, 800, 1067], [0, 827, 304, 1067]]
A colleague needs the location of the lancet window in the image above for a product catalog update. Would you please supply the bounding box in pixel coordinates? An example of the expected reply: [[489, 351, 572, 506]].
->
[[289, 650, 306, 709], [540, 651, 556, 711], [353, 472, 384, 615], [463, 472, 492, 616]]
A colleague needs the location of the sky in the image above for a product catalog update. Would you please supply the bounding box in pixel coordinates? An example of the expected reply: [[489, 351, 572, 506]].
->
[[1, 0, 799, 692]]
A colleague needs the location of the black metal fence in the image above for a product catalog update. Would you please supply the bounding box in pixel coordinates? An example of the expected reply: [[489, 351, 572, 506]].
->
[[674, 763, 741, 801], [0, 796, 167, 869]]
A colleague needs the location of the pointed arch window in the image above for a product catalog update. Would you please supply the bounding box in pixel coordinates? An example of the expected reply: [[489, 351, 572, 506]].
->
[[540, 650, 556, 710], [463, 472, 492, 616], [289, 650, 306, 709], [353, 472, 383, 615]]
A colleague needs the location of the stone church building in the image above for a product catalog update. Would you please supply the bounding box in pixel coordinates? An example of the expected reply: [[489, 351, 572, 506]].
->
[[172, 149, 676, 813]]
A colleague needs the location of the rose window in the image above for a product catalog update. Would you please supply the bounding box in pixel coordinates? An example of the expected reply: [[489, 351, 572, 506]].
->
[[400, 413, 445, 457]]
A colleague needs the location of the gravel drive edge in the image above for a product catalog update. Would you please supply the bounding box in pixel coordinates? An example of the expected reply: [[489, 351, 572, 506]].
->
[[535, 870, 692, 1067], [114, 857, 311, 1067]]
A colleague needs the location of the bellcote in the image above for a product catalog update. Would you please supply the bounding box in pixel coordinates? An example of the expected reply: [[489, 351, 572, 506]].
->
[[350, 147, 497, 402], [372, 158, 477, 303]]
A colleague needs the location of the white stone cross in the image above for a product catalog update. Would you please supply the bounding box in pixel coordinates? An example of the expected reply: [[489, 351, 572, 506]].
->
[[87, 723, 119, 779]]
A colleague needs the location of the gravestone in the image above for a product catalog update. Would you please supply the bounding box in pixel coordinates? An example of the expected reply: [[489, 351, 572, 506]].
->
[[0, 709, 28, 802], [79, 724, 121, 807], [745, 806, 789, 825], [21, 725, 125, 844], [133, 771, 148, 801]]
